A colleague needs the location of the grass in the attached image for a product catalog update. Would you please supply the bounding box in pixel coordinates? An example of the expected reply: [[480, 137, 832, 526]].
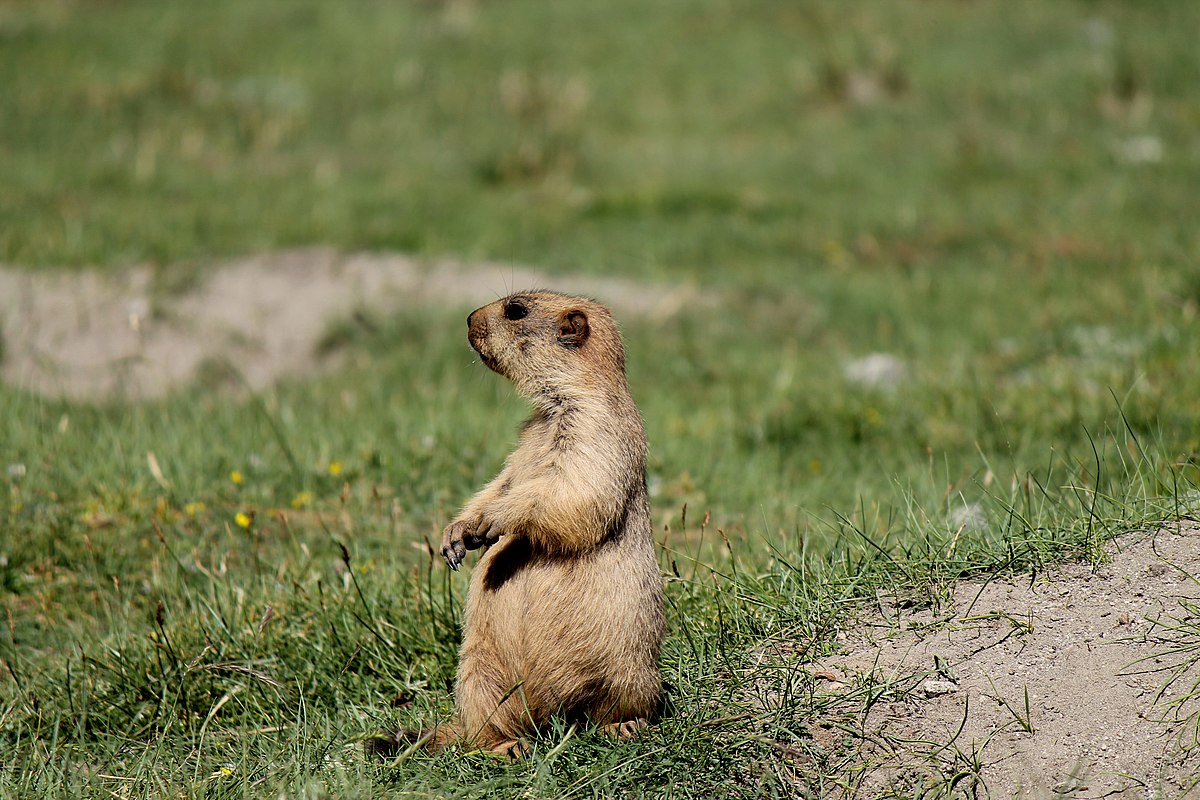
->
[[3, 0, 1200, 796]]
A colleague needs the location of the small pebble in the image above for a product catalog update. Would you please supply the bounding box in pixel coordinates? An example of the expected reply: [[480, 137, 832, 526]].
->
[[920, 679, 958, 698]]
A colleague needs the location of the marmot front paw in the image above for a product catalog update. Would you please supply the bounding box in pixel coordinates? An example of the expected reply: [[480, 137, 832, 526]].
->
[[440, 518, 501, 570]]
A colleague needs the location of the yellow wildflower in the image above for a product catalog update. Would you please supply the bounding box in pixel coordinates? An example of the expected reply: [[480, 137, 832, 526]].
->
[[327, 461, 343, 477], [822, 239, 848, 268], [184, 501, 206, 516], [234, 511, 253, 529], [290, 491, 314, 509], [230, 470, 244, 485]]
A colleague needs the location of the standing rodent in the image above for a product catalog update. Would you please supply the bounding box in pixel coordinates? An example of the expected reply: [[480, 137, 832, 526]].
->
[[369, 290, 664, 758]]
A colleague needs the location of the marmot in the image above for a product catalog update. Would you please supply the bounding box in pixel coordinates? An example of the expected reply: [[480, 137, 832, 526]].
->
[[370, 290, 664, 758]]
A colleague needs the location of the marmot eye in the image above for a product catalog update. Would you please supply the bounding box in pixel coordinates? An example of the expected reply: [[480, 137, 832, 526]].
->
[[503, 301, 528, 321]]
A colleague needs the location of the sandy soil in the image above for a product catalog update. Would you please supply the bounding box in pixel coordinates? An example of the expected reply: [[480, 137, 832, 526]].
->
[[789, 524, 1200, 799], [0, 249, 706, 401]]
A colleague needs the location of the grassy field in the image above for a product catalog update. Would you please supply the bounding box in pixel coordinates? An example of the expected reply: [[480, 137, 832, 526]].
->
[[3, 0, 1200, 796]]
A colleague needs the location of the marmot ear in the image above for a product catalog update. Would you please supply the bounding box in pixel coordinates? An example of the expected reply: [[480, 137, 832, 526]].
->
[[558, 310, 589, 348]]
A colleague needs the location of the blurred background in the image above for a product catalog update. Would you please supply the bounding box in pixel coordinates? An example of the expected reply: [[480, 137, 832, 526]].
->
[[1, 0, 1199, 795], [4, 1, 1197, 275]]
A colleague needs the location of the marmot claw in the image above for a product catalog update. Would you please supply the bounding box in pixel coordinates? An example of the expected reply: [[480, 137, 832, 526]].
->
[[440, 517, 499, 569], [440, 519, 475, 570]]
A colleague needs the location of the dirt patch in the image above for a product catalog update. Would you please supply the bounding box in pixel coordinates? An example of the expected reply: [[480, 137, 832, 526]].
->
[[786, 525, 1200, 798], [0, 249, 707, 401]]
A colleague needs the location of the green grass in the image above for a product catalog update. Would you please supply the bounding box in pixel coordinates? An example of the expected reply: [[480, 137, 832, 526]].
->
[[3, 0, 1200, 796]]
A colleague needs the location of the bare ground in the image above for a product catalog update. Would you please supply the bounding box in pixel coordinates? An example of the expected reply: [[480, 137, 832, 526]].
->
[[0, 249, 707, 401], [781, 524, 1200, 799]]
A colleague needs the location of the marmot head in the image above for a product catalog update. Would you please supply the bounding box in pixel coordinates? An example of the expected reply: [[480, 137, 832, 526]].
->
[[466, 291, 628, 407]]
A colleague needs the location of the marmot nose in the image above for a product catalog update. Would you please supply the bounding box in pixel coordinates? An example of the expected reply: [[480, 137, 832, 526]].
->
[[467, 309, 486, 339]]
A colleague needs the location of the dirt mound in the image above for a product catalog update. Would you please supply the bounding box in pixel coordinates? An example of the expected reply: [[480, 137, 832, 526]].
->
[[0, 249, 706, 401], [795, 525, 1200, 798]]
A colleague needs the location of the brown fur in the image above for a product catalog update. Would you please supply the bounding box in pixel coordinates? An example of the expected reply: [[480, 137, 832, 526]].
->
[[370, 291, 664, 759]]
